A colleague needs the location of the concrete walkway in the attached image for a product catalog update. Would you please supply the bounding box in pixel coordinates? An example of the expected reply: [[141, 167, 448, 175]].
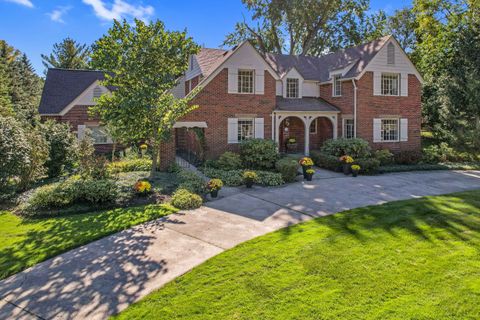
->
[[2, 170, 480, 319]]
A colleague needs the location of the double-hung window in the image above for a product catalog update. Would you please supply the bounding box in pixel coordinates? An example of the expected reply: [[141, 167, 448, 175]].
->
[[381, 73, 400, 96], [237, 119, 254, 141], [333, 74, 342, 96], [381, 119, 399, 142], [87, 125, 109, 144], [343, 118, 355, 139], [238, 70, 254, 94], [286, 78, 299, 98], [309, 119, 317, 134]]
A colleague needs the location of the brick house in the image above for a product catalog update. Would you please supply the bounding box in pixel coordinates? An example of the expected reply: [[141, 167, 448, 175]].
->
[[39, 35, 423, 169]]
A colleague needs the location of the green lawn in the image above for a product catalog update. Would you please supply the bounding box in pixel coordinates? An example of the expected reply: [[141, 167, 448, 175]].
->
[[115, 190, 480, 320], [0, 204, 176, 280]]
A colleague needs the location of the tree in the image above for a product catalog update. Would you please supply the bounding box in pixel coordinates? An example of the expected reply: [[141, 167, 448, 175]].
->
[[90, 19, 199, 177], [386, 8, 419, 53], [41, 37, 90, 70], [0, 58, 13, 117], [223, 0, 385, 56]]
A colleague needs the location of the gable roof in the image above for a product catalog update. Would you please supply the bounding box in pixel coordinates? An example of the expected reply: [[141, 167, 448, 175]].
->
[[38, 68, 107, 115], [264, 35, 391, 82], [195, 48, 229, 76]]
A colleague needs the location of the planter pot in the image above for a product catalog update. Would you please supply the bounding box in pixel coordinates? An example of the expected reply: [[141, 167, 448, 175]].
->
[[352, 170, 359, 177], [305, 173, 313, 181], [245, 179, 254, 188], [210, 190, 219, 198], [302, 165, 312, 178], [286, 143, 297, 152], [342, 163, 351, 175]]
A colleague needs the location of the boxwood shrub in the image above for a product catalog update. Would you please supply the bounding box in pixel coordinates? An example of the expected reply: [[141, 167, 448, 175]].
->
[[320, 138, 371, 158], [310, 151, 340, 171], [203, 168, 284, 187], [240, 139, 278, 170], [217, 152, 242, 170], [275, 158, 300, 182], [171, 188, 203, 210], [107, 158, 152, 174]]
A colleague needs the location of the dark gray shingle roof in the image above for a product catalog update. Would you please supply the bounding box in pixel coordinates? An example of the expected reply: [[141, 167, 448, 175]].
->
[[38, 68, 106, 114], [265, 35, 390, 82], [276, 97, 340, 112]]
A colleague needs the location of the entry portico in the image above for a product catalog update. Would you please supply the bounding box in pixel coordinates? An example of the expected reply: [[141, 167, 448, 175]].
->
[[272, 97, 340, 155]]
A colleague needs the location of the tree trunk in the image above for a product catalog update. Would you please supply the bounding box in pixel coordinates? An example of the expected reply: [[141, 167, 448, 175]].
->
[[111, 142, 116, 162]]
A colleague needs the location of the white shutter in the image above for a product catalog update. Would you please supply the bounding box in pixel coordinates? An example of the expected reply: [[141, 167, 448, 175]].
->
[[77, 125, 86, 140], [227, 118, 238, 144], [254, 118, 264, 139], [373, 119, 382, 143], [373, 71, 382, 96], [255, 70, 264, 94], [401, 73, 408, 96], [228, 68, 238, 94], [400, 118, 408, 141]]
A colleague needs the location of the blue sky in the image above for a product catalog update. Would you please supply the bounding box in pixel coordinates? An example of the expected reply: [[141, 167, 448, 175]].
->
[[0, 0, 411, 75]]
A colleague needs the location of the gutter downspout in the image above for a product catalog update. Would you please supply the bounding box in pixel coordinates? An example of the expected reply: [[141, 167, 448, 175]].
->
[[351, 79, 358, 138]]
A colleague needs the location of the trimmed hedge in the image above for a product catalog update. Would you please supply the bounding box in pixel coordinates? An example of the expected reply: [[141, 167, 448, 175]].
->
[[379, 162, 480, 173], [107, 158, 152, 174], [171, 188, 203, 210], [203, 168, 284, 187], [320, 138, 371, 158], [217, 152, 242, 170], [311, 150, 380, 174], [240, 139, 278, 170]]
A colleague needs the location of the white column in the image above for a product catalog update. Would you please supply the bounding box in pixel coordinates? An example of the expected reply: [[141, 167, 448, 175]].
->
[[331, 116, 338, 139], [304, 117, 310, 156], [275, 114, 281, 151]]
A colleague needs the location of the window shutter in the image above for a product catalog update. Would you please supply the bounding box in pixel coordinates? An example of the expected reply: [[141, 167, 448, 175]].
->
[[254, 118, 264, 139], [255, 70, 264, 94], [373, 119, 381, 143], [228, 68, 238, 93], [227, 118, 238, 144], [373, 72, 382, 96], [400, 118, 408, 141], [77, 125, 86, 140], [401, 73, 408, 96]]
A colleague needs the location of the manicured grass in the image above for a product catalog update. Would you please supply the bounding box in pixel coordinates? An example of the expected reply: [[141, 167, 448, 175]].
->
[[0, 204, 177, 280], [115, 190, 480, 319]]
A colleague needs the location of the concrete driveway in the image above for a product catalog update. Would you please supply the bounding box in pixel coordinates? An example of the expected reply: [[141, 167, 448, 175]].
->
[[1, 170, 480, 319]]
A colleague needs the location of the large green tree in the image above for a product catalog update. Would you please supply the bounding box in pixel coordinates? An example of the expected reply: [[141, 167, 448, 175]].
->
[[223, 0, 380, 56], [90, 19, 199, 177], [41, 37, 90, 71]]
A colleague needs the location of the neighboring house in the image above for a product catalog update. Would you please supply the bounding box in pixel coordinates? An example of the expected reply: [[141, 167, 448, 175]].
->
[[38, 35, 423, 169]]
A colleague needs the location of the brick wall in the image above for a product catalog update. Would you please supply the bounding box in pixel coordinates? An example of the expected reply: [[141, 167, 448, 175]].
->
[[320, 72, 421, 153], [181, 68, 277, 159]]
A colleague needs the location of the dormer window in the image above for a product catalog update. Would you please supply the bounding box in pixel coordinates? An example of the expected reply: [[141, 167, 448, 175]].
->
[[238, 70, 254, 93], [333, 74, 342, 97], [387, 43, 395, 65], [286, 78, 299, 98], [93, 86, 102, 99]]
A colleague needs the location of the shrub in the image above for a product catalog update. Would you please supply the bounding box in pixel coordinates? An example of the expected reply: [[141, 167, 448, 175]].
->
[[217, 152, 242, 170], [18, 128, 49, 190], [178, 170, 206, 194], [239, 139, 278, 169], [77, 134, 110, 179], [202, 168, 243, 186], [310, 151, 340, 171], [321, 138, 371, 158], [353, 158, 380, 174], [22, 176, 118, 215], [171, 188, 203, 210], [394, 150, 422, 165], [422, 142, 478, 164], [275, 158, 299, 182], [374, 149, 394, 165], [108, 158, 153, 174], [255, 171, 284, 186], [41, 120, 77, 178]]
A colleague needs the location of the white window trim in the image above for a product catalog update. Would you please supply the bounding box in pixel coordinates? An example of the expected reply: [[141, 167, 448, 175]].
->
[[309, 119, 317, 134], [380, 118, 400, 142], [237, 118, 255, 142], [332, 74, 342, 97], [286, 78, 299, 98], [381, 73, 401, 96], [237, 69, 255, 94], [85, 124, 112, 145], [342, 117, 354, 139]]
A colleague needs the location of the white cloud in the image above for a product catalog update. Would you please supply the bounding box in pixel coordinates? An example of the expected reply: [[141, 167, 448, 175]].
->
[[47, 6, 71, 23], [4, 0, 34, 8], [82, 0, 154, 21]]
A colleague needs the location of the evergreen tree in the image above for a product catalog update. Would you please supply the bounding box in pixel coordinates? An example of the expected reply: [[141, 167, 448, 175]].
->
[[41, 37, 90, 71], [0, 58, 13, 117]]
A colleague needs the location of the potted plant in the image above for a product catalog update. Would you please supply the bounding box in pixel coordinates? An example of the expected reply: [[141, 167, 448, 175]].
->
[[243, 170, 257, 188], [206, 178, 223, 198], [339, 155, 354, 175], [351, 164, 361, 177], [134, 180, 152, 196], [286, 137, 297, 152], [305, 168, 315, 181], [299, 157, 314, 178], [140, 143, 148, 157]]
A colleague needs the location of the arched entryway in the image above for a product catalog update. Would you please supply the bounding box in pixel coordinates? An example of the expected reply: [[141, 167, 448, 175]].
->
[[173, 121, 208, 166], [279, 116, 304, 153]]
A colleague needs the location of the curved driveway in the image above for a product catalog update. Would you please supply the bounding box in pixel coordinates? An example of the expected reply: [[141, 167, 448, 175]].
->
[[1, 170, 480, 319]]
